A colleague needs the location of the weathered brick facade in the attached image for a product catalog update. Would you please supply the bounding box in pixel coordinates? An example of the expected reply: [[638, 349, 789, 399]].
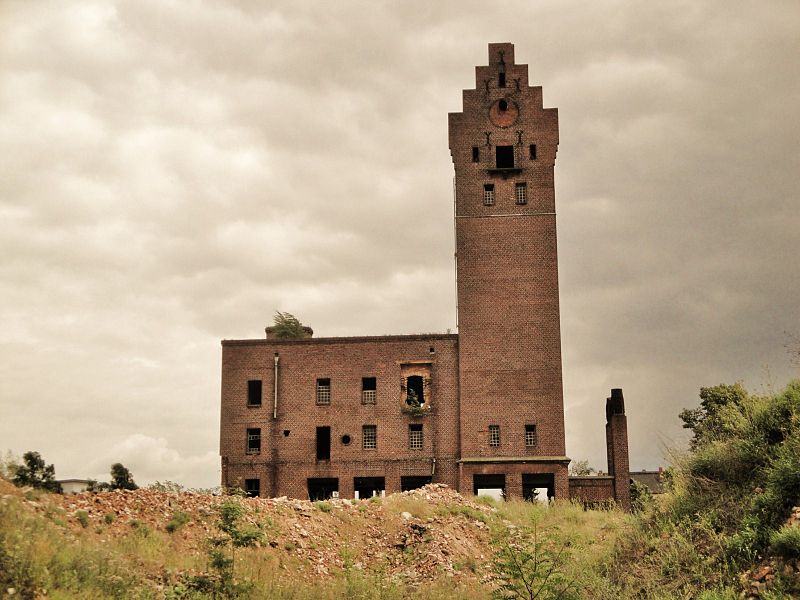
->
[[220, 43, 631, 507]]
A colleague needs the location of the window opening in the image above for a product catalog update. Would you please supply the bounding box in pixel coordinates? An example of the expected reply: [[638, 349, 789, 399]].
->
[[316, 378, 331, 405], [496, 145, 515, 169], [498, 72, 506, 88], [525, 424, 537, 448], [354, 477, 385, 499], [529, 144, 537, 160], [498, 99, 508, 112], [244, 478, 260, 498], [316, 426, 331, 461], [409, 424, 423, 450], [401, 476, 432, 492], [246, 428, 261, 454], [515, 182, 527, 205], [307, 477, 338, 501], [362, 425, 377, 449], [362, 377, 377, 404], [489, 424, 500, 447], [406, 375, 425, 407], [283, 430, 290, 437], [247, 380, 262, 406], [472, 146, 480, 162], [483, 184, 495, 206], [523, 473, 555, 503], [341, 434, 351, 445]]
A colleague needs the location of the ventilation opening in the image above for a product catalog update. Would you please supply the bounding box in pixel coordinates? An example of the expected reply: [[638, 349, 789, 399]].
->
[[354, 477, 385, 499], [244, 478, 260, 498], [498, 99, 508, 112], [496, 145, 514, 169], [474, 474, 506, 500], [307, 477, 338, 501], [341, 434, 351, 445], [523, 473, 555, 503], [406, 375, 425, 407], [283, 430, 290, 437], [529, 144, 537, 160], [471, 146, 480, 162], [401, 475, 432, 492], [316, 426, 331, 461]]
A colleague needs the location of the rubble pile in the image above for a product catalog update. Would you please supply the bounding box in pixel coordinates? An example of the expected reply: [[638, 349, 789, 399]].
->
[[739, 507, 800, 599]]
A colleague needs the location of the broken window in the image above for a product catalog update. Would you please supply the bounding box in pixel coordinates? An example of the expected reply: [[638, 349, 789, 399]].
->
[[515, 182, 527, 205], [496, 145, 515, 169], [362, 425, 377, 449], [362, 377, 377, 404], [489, 425, 500, 448], [472, 146, 480, 162], [316, 426, 331, 461], [525, 424, 537, 448], [246, 428, 261, 454], [409, 424, 423, 450], [244, 478, 260, 498], [483, 184, 495, 206], [406, 376, 425, 408], [529, 144, 537, 160], [316, 378, 331, 405], [247, 380, 262, 406]]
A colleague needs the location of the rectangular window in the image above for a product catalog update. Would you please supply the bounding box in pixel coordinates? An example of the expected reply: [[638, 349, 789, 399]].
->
[[246, 428, 261, 454], [483, 184, 495, 206], [488, 425, 500, 448], [244, 478, 260, 498], [498, 72, 506, 88], [525, 424, 537, 448], [316, 426, 331, 461], [316, 378, 331, 405], [529, 144, 537, 160], [362, 377, 377, 404], [472, 146, 480, 162], [409, 424, 423, 450], [515, 182, 527, 205], [362, 425, 377, 449], [247, 380, 262, 406], [496, 145, 515, 168]]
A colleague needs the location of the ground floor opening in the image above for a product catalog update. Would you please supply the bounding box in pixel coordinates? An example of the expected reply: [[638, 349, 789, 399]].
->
[[307, 477, 338, 500], [400, 475, 432, 492], [473, 474, 506, 500], [354, 477, 385, 499]]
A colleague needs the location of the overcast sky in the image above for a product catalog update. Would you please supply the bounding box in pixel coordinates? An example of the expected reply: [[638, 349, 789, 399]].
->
[[1, 1, 798, 488]]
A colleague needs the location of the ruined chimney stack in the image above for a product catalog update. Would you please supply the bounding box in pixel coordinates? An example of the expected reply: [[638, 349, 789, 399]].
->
[[605, 388, 631, 511]]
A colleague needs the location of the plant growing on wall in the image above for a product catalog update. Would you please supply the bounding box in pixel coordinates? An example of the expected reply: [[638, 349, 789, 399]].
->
[[270, 311, 310, 339]]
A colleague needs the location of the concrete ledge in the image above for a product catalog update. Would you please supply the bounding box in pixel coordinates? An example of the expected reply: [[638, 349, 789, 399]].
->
[[458, 456, 570, 464]]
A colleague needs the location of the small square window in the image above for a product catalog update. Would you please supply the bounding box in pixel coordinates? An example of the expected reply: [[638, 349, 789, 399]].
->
[[246, 428, 261, 454], [362, 425, 377, 449], [316, 378, 331, 405], [362, 377, 377, 404], [472, 146, 480, 162], [515, 182, 527, 205], [483, 184, 495, 206], [529, 144, 537, 160], [409, 424, 423, 450], [525, 424, 537, 448], [247, 380, 262, 406], [488, 425, 500, 448], [244, 478, 260, 498]]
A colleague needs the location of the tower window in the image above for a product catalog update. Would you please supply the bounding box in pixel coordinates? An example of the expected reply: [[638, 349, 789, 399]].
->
[[362, 377, 377, 404], [489, 425, 500, 448], [247, 380, 262, 406], [409, 424, 423, 450], [316, 378, 331, 405], [472, 146, 480, 162], [525, 424, 537, 448], [499, 72, 506, 88], [362, 425, 377, 449], [496, 145, 514, 169], [483, 184, 495, 206], [529, 144, 537, 160], [498, 99, 508, 112], [515, 182, 527, 205], [246, 428, 261, 454], [244, 478, 260, 498]]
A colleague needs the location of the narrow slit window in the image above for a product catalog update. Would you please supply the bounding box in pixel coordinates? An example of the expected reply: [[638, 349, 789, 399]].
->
[[362, 377, 377, 404], [409, 424, 423, 450], [472, 146, 480, 162], [515, 182, 527, 205], [488, 425, 500, 448], [483, 184, 495, 206], [246, 428, 261, 454], [496, 145, 515, 169], [499, 72, 506, 88], [247, 380, 262, 406], [316, 426, 331, 461], [529, 144, 537, 160], [362, 425, 377, 449], [525, 424, 537, 448], [316, 378, 331, 405]]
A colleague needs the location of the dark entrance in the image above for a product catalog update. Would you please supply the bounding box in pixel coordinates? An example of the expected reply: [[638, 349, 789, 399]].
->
[[316, 426, 331, 461], [495, 145, 515, 168], [307, 477, 338, 501], [354, 477, 385, 499], [473, 474, 506, 499], [522, 473, 555, 502], [400, 475, 432, 492]]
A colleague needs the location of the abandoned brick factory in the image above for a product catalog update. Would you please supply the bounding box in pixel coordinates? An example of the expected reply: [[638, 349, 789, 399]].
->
[[220, 43, 631, 509]]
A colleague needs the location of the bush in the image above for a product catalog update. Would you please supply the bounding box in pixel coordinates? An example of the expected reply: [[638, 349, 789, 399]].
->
[[770, 526, 800, 560], [75, 510, 89, 528], [313, 501, 333, 513], [165, 510, 191, 533]]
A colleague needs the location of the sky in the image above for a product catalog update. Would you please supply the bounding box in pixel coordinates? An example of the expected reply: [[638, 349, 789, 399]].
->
[[1, 1, 798, 488]]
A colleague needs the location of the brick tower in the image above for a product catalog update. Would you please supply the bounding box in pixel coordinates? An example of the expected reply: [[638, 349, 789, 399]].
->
[[449, 43, 568, 499]]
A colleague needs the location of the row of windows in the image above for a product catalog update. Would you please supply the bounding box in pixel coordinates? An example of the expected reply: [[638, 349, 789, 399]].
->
[[482, 182, 527, 206], [472, 144, 537, 164], [244, 423, 537, 454], [247, 376, 413, 407]]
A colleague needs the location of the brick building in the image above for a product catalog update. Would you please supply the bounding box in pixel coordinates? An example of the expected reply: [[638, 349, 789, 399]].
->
[[220, 43, 630, 507]]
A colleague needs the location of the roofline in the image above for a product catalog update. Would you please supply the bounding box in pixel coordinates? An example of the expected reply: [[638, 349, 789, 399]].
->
[[222, 333, 459, 347]]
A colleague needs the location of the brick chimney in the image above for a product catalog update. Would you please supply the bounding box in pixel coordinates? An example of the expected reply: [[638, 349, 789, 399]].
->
[[606, 388, 631, 510]]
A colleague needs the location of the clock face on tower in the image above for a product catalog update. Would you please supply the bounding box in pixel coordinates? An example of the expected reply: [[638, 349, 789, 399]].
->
[[489, 97, 519, 128]]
